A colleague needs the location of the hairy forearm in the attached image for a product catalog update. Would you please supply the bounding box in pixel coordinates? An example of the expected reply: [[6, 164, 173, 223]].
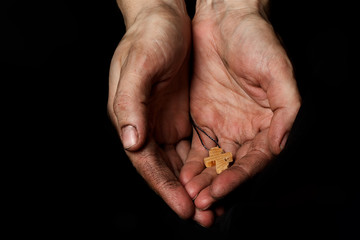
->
[[117, 0, 187, 27]]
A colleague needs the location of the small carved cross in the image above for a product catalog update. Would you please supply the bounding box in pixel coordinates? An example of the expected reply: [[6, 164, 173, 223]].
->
[[204, 147, 233, 174]]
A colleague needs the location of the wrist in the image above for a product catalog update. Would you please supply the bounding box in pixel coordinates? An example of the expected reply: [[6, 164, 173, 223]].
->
[[196, 0, 269, 16], [117, 0, 188, 28]]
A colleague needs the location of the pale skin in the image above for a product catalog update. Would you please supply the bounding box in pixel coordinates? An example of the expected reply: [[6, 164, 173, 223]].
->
[[108, 0, 301, 227]]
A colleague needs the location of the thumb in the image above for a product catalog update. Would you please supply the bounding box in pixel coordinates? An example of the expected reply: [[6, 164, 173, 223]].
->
[[267, 63, 301, 155], [110, 54, 153, 151]]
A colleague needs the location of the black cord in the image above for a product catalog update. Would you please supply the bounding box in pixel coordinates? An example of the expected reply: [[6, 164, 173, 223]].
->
[[190, 118, 220, 151]]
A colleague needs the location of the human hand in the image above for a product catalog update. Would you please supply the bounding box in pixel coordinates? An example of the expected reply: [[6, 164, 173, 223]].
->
[[180, 0, 301, 226], [108, 0, 194, 219]]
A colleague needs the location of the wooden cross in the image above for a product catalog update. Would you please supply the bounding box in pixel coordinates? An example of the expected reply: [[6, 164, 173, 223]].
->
[[204, 147, 233, 174]]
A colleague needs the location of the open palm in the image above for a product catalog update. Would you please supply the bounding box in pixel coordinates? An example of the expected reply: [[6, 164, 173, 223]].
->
[[180, 9, 301, 226]]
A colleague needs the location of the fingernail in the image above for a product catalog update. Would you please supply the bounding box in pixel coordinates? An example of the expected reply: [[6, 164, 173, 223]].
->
[[280, 132, 289, 150], [200, 204, 211, 211], [121, 125, 138, 149], [192, 193, 199, 201]]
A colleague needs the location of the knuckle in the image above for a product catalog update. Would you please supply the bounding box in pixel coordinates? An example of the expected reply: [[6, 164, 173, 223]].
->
[[112, 92, 132, 117], [127, 45, 158, 75], [107, 101, 117, 125]]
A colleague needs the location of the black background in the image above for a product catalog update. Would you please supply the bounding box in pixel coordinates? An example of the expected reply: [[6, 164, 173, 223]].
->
[[2, 0, 358, 239]]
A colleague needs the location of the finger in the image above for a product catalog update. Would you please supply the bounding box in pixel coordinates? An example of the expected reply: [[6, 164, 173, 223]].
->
[[194, 186, 215, 210], [175, 139, 191, 164], [268, 105, 299, 154], [128, 140, 194, 219], [217, 138, 240, 157], [210, 130, 273, 199], [110, 49, 155, 151], [163, 145, 184, 178], [193, 208, 215, 228], [267, 58, 301, 154], [194, 187, 227, 214], [179, 130, 209, 186], [185, 167, 217, 200]]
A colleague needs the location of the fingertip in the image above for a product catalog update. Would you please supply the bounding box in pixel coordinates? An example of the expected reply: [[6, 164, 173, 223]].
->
[[159, 181, 195, 220], [183, 167, 217, 200], [179, 161, 204, 186], [269, 99, 301, 155], [120, 124, 146, 151], [179, 165, 193, 186], [193, 208, 214, 228], [280, 131, 290, 150], [120, 125, 138, 150], [210, 167, 248, 199], [194, 187, 214, 210], [269, 138, 281, 155], [176, 140, 191, 163], [157, 180, 195, 220], [184, 181, 200, 200], [209, 176, 229, 199], [268, 112, 289, 155], [174, 197, 195, 220], [268, 128, 288, 155], [179, 146, 208, 185], [127, 142, 194, 220], [177, 190, 196, 220]]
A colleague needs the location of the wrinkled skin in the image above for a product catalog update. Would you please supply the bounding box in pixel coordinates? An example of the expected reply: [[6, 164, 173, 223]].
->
[[108, 1, 301, 228], [108, 5, 195, 219], [179, 4, 301, 227]]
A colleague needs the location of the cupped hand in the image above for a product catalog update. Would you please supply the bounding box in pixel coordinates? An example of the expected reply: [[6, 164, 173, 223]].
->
[[180, 2, 301, 226], [108, 4, 194, 219]]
